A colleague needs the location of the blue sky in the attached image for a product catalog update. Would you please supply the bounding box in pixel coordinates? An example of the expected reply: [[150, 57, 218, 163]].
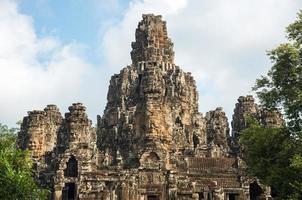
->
[[1, 0, 302, 127], [19, 0, 130, 65]]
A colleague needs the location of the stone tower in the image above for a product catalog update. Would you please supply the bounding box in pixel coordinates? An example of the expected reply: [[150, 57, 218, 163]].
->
[[17, 14, 284, 200], [97, 14, 209, 170]]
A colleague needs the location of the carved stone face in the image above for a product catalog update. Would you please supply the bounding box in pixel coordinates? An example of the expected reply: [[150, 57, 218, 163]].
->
[[28, 136, 42, 158], [28, 138, 37, 150]]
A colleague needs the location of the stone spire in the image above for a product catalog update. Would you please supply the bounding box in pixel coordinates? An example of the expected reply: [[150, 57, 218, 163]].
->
[[17, 105, 62, 160], [130, 14, 174, 65], [232, 95, 284, 139], [97, 14, 206, 168], [232, 95, 259, 138]]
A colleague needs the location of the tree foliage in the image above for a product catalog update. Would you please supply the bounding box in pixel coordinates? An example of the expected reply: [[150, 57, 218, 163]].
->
[[253, 12, 302, 134], [240, 119, 302, 199], [241, 11, 302, 200], [0, 123, 47, 200]]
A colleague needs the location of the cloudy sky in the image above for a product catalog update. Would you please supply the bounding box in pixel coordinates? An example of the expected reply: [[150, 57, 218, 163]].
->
[[1, 0, 302, 127]]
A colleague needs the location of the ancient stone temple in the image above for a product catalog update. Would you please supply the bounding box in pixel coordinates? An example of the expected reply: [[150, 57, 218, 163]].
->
[[17, 14, 284, 200]]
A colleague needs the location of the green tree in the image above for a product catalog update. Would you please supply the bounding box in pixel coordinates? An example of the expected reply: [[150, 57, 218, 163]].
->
[[240, 119, 301, 199], [254, 12, 302, 135], [0, 123, 47, 200], [241, 11, 302, 199]]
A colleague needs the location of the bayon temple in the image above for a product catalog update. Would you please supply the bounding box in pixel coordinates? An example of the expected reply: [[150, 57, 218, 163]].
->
[[17, 14, 284, 200]]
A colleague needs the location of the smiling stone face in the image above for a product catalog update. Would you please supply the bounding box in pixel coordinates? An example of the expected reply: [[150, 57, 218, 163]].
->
[[18, 106, 63, 161], [27, 135, 43, 159]]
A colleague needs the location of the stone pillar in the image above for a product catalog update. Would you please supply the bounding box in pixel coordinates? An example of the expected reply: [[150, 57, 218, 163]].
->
[[54, 190, 62, 200]]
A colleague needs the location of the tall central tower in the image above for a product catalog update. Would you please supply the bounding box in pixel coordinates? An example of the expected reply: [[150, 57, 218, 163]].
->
[[97, 14, 211, 168]]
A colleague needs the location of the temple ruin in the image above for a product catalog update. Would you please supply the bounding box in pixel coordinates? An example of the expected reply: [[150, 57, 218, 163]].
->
[[17, 14, 284, 200]]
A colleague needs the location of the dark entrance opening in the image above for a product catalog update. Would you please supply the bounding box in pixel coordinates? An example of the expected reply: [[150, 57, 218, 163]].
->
[[228, 193, 239, 200], [193, 134, 199, 149], [250, 181, 263, 200], [208, 192, 213, 200], [147, 195, 159, 200], [64, 155, 78, 177], [62, 183, 76, 200], [198, 192, 204, 200]]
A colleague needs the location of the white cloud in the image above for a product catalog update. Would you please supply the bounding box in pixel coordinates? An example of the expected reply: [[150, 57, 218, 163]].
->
[[101, 0, 302, 122], [0, 0, 108, 127], [1, 0, 302, 128]]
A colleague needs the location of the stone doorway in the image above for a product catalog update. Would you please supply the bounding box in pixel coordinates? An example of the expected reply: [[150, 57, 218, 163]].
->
[[228, 193, 239, 200], [250, 181, 263, 200], [147, 195, 160, 200], [198, 192, 204, 200], [64, 156, 78, 177], [62, 183, 76, 200]]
